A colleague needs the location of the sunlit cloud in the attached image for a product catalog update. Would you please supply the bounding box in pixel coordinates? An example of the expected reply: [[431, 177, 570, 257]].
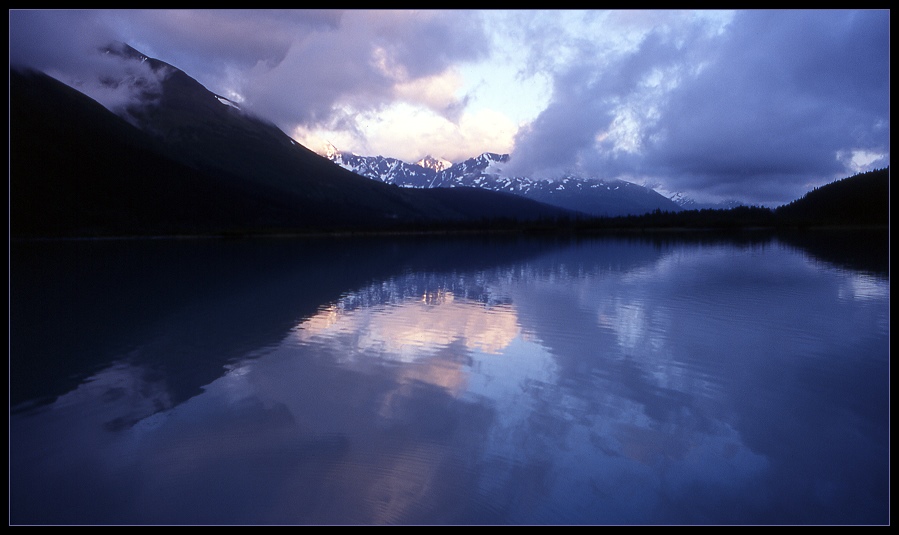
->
[[292, 102, 518, 162], [392, 67, 466, 118]]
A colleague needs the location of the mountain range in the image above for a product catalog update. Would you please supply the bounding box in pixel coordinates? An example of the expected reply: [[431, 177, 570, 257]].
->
[[328, 150, 687, 217], [9, 43, 887, 239]]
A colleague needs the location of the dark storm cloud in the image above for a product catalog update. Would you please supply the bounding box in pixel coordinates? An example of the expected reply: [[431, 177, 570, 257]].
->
[[9, 10, 174, 114], [644, 10, 890, 204], [10, 10, 341, 86], [8, 10, 145, 82], [10, 10, 108, 71], [9, 10, 488, 127], [506, 20, 708, 180], [509, 10, 890, 205]]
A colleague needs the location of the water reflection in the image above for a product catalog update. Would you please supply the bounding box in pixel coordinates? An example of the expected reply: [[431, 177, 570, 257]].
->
[[10, 232, 889, 524], [296, 288, 520, 360]]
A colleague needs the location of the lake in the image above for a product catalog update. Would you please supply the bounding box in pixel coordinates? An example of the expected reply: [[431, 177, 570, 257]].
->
[[9, 230, 889, 525]]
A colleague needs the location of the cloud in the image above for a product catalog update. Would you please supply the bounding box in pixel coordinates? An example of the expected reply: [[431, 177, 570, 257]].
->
[[640, 10, 891, 204], [393, 68, 468, 120], [506, 10, 889, 205], [10, 10, 487, 126], [10, 10, 116, 73], [9, 9, 889, 205], [9, 11, 173, 116], [293, 103, 516, 162], [215, 11, 488, 128], [504, 13, 705, 178]]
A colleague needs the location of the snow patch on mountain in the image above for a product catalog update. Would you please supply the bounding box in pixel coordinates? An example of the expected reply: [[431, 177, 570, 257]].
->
[[215, 95, 241, 110], [653, 186, 746, 210]]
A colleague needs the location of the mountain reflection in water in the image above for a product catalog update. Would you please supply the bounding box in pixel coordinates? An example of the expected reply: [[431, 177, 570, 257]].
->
[[10, 231, 889, 525]]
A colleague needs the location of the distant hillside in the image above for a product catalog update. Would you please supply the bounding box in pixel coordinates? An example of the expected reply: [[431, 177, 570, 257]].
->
[[775, 168, 889, 226], [564, 168, 888, 232], [10, 69, 302, 237]]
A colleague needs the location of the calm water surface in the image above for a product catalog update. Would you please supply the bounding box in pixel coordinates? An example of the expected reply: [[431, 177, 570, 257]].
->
[[10, 232, 889, 524]]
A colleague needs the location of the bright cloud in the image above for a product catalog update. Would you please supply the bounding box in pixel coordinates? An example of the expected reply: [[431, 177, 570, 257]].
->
[[293, 102, 517, 162]]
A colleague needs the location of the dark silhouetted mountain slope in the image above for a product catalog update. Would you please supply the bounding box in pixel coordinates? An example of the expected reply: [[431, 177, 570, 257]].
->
[[11, 68, 312, 237], [10, 46, 575, 238]]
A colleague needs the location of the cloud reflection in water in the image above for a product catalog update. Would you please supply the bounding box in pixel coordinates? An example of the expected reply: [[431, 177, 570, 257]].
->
[[10, 235, 888, 524]]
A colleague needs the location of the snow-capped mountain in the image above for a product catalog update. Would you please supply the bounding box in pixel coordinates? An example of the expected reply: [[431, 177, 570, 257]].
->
[[414, 155, 452, 172], [329, 151, 435, 188], [329, 150, 682, 217]]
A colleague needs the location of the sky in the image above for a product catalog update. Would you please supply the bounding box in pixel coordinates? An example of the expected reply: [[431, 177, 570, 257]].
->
[[9, 9, 890, 206]]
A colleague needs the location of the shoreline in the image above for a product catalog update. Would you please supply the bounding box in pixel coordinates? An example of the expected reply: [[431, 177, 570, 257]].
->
[[10, 223, 889, 244]]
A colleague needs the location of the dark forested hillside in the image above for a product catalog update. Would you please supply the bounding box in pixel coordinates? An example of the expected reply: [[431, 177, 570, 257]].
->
[[775, 168, 889, 226], [10, 69, 325, 237], [571, 168, 889, 232]]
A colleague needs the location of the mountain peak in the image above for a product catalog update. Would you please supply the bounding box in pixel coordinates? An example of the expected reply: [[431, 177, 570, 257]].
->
[[414, 155, 452, 172], [323, 141, 342, 159], [100, 41, 146, 61]]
